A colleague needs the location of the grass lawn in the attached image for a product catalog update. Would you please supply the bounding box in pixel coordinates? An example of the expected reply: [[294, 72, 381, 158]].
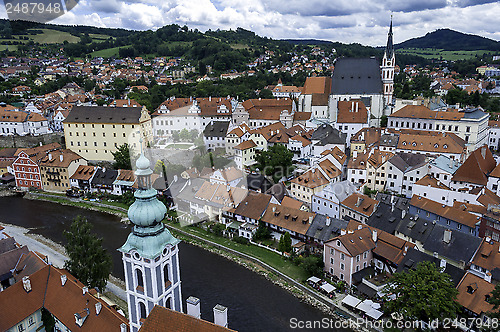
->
[[397, 48, 493, 61], [91, 45, 129, 58], [89, 33, 113, 41], [27, 29, 80, 44], [167, 222, 309, 281], [35, 195, 126, 216]]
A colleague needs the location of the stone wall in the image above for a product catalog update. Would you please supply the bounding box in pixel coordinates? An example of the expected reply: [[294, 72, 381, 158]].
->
[[0, 133, 64, 149]]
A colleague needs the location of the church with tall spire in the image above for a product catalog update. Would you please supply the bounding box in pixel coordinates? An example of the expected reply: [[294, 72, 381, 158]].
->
[[119, 151, 182, 332], [381, 17, 395, 106]]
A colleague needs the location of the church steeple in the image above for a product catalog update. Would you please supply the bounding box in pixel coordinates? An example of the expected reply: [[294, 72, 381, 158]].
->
[[385, 17, 394, 60], [119, 151, 182, 332], [381, 16, 395, 108]]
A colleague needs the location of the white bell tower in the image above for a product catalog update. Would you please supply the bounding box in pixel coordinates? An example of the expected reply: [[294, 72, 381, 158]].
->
[[119, 152, 182, 332], [381, 17, 395, 107]]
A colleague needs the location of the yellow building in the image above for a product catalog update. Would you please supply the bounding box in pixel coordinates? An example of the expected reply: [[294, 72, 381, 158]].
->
[[63, 106, 152, 161], [39, 149, 87, 192]]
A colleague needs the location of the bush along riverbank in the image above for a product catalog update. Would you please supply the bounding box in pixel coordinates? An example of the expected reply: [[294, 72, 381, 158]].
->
[[167, 224, 372, 332]]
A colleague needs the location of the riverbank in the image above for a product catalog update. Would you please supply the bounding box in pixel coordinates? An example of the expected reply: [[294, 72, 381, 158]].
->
[[25, 192, 127, 218], [0, 222, 129, 314], [167, 223, 376, 332], [22, 192, 376, 331]]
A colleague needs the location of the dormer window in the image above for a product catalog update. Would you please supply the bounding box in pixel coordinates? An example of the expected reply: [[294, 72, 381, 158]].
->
[[336, 240, 341, 247]]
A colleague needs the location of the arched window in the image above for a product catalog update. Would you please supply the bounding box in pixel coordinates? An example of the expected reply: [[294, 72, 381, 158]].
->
[[166, 297, 172, 309], [138, 302, 147, 319], [164, 264, 170, 285], [136, 269, 144, 288]]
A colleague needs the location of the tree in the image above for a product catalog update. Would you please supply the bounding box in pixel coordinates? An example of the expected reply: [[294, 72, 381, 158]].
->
[[112, 143, 132, 170], [380, 115, 388, 128], [487, 282, 500, 320], [383, 261, 460, 322], [278, 232, 292, 253], [253, 220, 271, 241], [63, 216, 112, 291], [300, 256, 323, 277], [253, 144, 294, 183]]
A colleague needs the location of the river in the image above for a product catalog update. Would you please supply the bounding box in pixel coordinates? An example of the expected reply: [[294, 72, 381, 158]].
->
[[0, 197, 348, 332]]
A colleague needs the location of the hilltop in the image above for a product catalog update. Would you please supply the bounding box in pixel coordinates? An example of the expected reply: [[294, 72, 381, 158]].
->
[[395, 28, 500, 51]]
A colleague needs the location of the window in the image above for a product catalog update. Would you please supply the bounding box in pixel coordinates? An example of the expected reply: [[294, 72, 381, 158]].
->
[[164, 264, 170, 285], [28, 316, 34, 326], [139, 302, 147, 320], [18, 324, 25, 332], [136, 269, 144, 289], [330, 257, 334, 264], [356, 255, 360, 262], [340, 263, 345, 270], [341, 253, 345, 260], [363, 251, 367, 259]]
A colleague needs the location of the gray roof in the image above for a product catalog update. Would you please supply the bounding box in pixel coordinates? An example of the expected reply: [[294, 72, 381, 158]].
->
[[64, 106, 144, 124], [367, 202, 405, 234], [331, 58, 383, 95], [462, 107, 488, 120], [375, 193, 410, 211], [244, 173, 273, 193], [311, 124, 346, 146], [266, 183, 288, 202], [394, 214, 435, 244], [397, 248, 466, 287], [0, 237, 16, 255], [389, 152, 426, 173], [379, 134, 398, 148], [203, 121, 230, 138], [306, 214, 348, 243], [91, 168, 118, 186], [423, 224, 482, 265]]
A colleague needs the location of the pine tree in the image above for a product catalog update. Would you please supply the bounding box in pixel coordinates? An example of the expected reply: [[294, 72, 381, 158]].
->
[[63, 216, 113, 292], [112, 143, 132, 170]]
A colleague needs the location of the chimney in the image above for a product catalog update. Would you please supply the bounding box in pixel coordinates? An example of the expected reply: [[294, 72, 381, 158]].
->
[[213, 304, 228, 328], [61, 274, 67, 286], [59, 154, 63, 162], [272, 206, 276, 213], [485, 272, 492, 283], [353, 151, 358, 158], [372, 229, 378, 243], [433, 252, 439, 258], [48, 153, 52, 160], [95, 302, 102, 315], [355, 102, 359, 112], [326, 216, 331, 226], [439, 259, 447, 271], [120, 323, 128, 332], [22, 276, 31, 293], [358, 225, 362, 230], [486, 236, 491, 243], [401, 210, 406, 219], [340, 229, 346, 235], [83, 286, 88, 295], [209, 96, 212, 101], [443, 229, 452, 244], [481, 146, 486, 159], [351, 102, 354, 112], [309, 215, 313, 224], [356, 197, 363, 207], [186, 296, 201, 319]]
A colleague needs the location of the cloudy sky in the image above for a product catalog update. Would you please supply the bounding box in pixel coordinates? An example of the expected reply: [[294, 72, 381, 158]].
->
[[2, 0, 500, 46]]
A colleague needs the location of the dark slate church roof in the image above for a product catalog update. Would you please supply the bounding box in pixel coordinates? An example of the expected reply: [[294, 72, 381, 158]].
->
[[203, 121, 230, 138], [331, 58, 383, 95], [367, 202, 405, 234]]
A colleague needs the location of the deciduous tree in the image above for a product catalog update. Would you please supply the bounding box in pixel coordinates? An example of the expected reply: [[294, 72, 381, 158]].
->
[[383, 261, 460, 322]]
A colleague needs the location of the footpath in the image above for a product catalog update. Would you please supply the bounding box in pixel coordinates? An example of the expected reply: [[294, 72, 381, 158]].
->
[[0, 222, 127, 301]]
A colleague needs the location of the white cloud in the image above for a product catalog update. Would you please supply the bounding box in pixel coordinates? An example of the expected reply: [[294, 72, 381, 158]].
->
[[0, 0, 497, 46]]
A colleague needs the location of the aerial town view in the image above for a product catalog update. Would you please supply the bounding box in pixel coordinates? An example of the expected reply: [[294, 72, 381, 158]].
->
[[0, 1, 500, 331]]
